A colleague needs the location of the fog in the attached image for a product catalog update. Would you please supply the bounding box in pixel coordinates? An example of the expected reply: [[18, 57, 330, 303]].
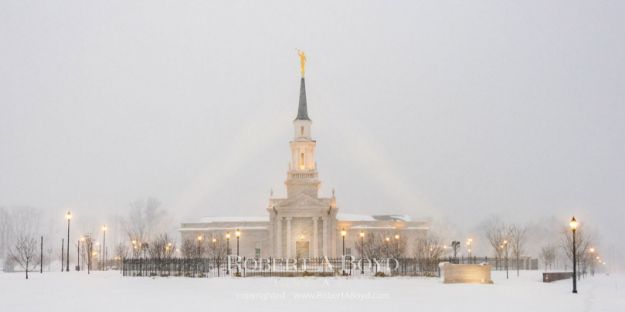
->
[[1, 1, 624, 267]]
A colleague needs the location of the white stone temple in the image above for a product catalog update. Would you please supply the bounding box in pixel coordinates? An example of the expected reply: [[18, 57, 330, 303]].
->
[[180, 62, 429, 258]]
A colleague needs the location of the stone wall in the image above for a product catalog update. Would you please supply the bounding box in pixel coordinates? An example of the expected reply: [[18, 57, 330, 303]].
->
[[542, 272, 573, 283], [439, 262, 493, 284]]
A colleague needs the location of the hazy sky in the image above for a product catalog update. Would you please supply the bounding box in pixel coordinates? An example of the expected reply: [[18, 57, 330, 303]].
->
[[1, 1, 624, 263]]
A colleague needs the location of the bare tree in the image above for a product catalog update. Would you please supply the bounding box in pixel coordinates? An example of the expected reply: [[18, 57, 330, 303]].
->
[[148, 233, 176, 260], [539, 244, 557, 271], [353, 232, 407, 259], [508, 224, 528, 276], [207, 238, 229, 276], [0, 206, 42, 261], [121, 197, 167, 248], [413, 232, 446, 260], [114, 243, 129, 267], [561, 224, 593, 278], [0, 207, 10, 259], [180, 238, 197, 259], [208, 238, 228, 258], [482, 216, 509, 259], [8, 234, 39, 279]]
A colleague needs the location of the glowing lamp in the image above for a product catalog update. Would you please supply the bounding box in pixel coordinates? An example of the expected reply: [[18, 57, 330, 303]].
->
[[570, 217, 578, 230]]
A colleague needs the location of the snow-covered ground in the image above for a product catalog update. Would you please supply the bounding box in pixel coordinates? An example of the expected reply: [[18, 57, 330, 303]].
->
[[1, 270, 623, 312]]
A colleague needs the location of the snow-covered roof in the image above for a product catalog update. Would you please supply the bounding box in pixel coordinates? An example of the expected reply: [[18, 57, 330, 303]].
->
[[180, 226, 268, 231], [336, 213, 376, 221], [405, 226, 429, 230], [350, 225, 396, 230], [372, 214, 412, 222], [337, 213, 412, 222], [197, 216, 269, 223]]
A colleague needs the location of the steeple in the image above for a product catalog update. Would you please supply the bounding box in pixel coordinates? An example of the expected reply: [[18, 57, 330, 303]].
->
[[295, 78, 310, 121], [286, 51, 318, 197]]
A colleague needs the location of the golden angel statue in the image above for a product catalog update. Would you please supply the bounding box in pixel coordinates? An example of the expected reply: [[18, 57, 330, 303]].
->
[[297, 49, 307, 76]]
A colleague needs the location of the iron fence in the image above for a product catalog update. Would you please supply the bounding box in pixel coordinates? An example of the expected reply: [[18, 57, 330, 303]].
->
[[122, 257, 442, 277], [121, 255, 538, 278]]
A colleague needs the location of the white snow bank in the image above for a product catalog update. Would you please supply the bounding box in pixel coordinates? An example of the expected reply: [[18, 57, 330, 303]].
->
[[0, 271, 623, 312]]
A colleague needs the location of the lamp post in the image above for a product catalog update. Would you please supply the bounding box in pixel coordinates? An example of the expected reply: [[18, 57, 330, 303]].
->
[[589, 247, 595, 276], [236, 229, 241, 274], [236, 229, 241, 257], [226, 232, 231, 275], [77, 237, 82, 271], [359, 231, 365, 274], [340, 228, 347, 275], [65, 211, 71, 272], [501, 240, 509, 279], [165, 242, 172, 258], [197, 235, 203, 258], [341, 228, 347, 256], [212, 238, 217, 257], [466, 238, 473, 263], [395, 234, 400, 258], [570, 216, 578, 293], [86, 236, 92, 274], [101, 225, 107, 270]]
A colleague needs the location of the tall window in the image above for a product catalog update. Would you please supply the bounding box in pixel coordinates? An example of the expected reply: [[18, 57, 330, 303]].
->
[[299, 152, 305, 169], [300, 126, 304, 136], [255, 248, 261, 259]]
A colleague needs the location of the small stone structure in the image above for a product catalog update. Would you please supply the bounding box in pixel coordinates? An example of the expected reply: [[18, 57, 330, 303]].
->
[[439, 262, 493, 284], [542, 272, 573, 283]]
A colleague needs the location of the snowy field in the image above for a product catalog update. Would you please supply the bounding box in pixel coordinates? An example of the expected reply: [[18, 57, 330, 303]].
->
[[1, 270, 624, 312]]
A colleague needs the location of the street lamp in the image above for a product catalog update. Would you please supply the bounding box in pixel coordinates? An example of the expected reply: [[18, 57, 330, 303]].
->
[[65, 211, 71, 272], [341, 228, 347, 257], [235, 229, 241, 257], [589, 247, 596, 276], [359, 231, 365, 274], [466, 238, 473, 262], [86, 236, 92, 274], [101, 225, 107, 270], [340, 228, 347, 275], [395, 234, 400, 257], [570, 216, 578, 294], [236, 229, 241, 274], [197, 235, 203, 258], [226, 232, 231, 275], [211, 238, 217, 257], [502, 239, 509, 279]]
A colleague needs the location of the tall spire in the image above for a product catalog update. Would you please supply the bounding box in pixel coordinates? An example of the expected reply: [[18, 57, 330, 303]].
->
[[295, 77, 310, 121]]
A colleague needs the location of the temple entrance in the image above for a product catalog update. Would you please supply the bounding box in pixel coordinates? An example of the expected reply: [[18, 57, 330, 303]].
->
[[296, 241, 310, 258]]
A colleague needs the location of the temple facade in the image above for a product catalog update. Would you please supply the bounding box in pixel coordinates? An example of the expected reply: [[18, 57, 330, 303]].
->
[[180, 66, 429, 258]]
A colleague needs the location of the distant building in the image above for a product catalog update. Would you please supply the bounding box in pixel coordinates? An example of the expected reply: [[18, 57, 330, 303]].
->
[[180, 67, 428, 258]]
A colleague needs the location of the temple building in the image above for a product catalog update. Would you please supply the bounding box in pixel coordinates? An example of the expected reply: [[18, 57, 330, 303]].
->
[[180, 56, 429, 258]]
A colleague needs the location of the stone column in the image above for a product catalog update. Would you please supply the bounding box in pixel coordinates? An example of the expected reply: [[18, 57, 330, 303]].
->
[[276, 216, 282, 257], [322, 217, 328, 257], [313, 217, 318, 257], [286, 217, 292, 258]]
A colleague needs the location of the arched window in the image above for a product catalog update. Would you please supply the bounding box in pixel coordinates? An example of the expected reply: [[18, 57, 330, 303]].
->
[[299, 152, 305, 169]]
